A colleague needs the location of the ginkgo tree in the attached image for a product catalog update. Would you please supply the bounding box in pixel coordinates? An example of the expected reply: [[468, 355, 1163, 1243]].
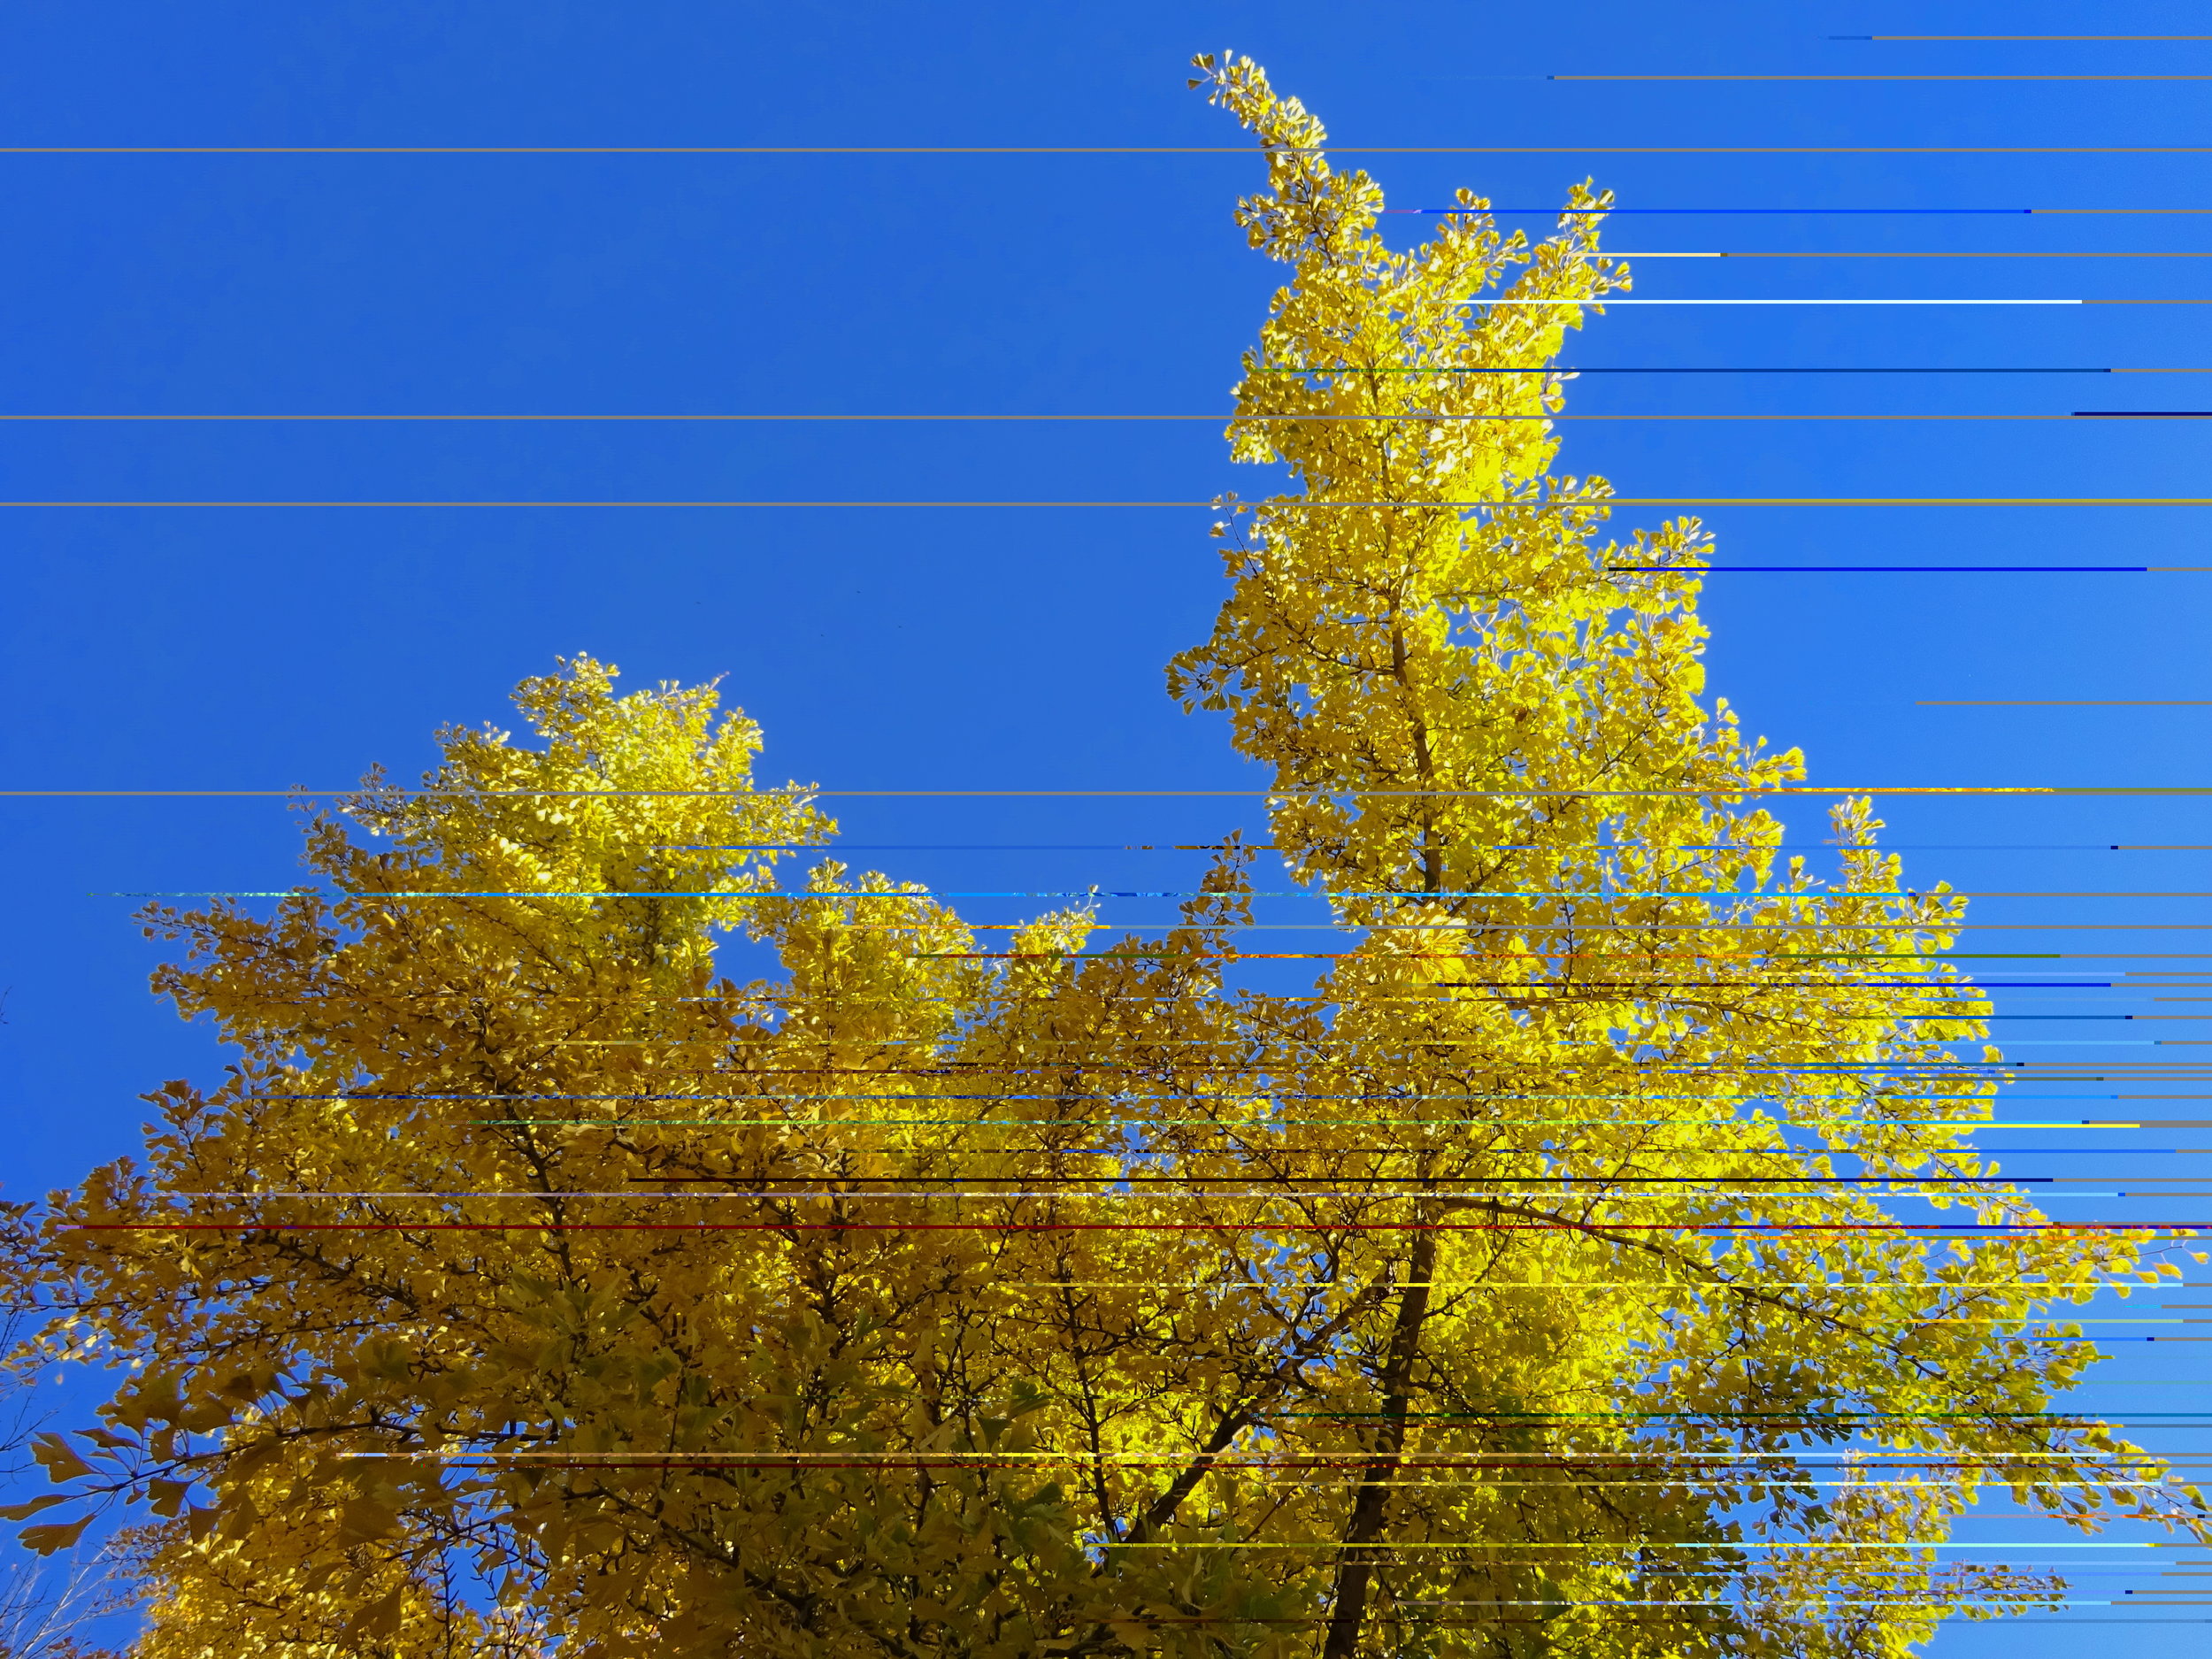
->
[[4, 51, 2205, 1659]]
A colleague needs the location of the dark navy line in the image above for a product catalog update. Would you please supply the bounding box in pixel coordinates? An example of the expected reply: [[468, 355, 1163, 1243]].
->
[[2076, 411, 2212, 417]]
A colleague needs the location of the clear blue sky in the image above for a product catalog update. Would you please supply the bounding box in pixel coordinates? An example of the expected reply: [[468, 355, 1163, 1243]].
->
[[1, 3, 2208, 1648]]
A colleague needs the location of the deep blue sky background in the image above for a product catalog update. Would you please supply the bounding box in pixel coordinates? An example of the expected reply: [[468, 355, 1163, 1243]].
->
[[2, 1, 2209, 1648]]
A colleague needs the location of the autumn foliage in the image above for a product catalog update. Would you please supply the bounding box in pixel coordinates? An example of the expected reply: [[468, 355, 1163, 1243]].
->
[[4, 55, 2205, 1659]]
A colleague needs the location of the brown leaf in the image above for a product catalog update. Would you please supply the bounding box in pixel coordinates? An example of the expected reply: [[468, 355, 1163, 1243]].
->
[[19, 1514, 93, 1555]]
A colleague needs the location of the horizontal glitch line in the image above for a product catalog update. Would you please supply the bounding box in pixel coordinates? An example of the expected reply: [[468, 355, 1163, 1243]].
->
[[360, 1459, 2201, 1473], [1104, 1540, 2190, 1549], [161, 1181, 2159, 1196], [1498, 299, 2209, 309], [1852, 34, 2212, 40], [59, 1221, 2208, 1233], [0, 412, 2184, 423], [1551, 74, 2212, 82], [1396, 206, 2044, 214], [1483, 297, 2098, 304], [351, 1449, 2211, 1461], [1610, 571, 2159, 575], [667, 840, 2208, 849], [1291, 1410, 2212, 1418], [150, 1197, 2174, 1207], [100, 887, 2212, 898], [3, 145, 2208, 155], [1409, 206, 2212, 215], [10, 497, 2212, 507], [8, 786, 2202, 796], [1620, 251, 2212, 257], [1265, 367, 2199, 374]]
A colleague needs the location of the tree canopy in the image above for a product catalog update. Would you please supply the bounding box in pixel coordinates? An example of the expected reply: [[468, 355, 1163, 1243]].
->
[[4, 52, 2206, 1659]]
